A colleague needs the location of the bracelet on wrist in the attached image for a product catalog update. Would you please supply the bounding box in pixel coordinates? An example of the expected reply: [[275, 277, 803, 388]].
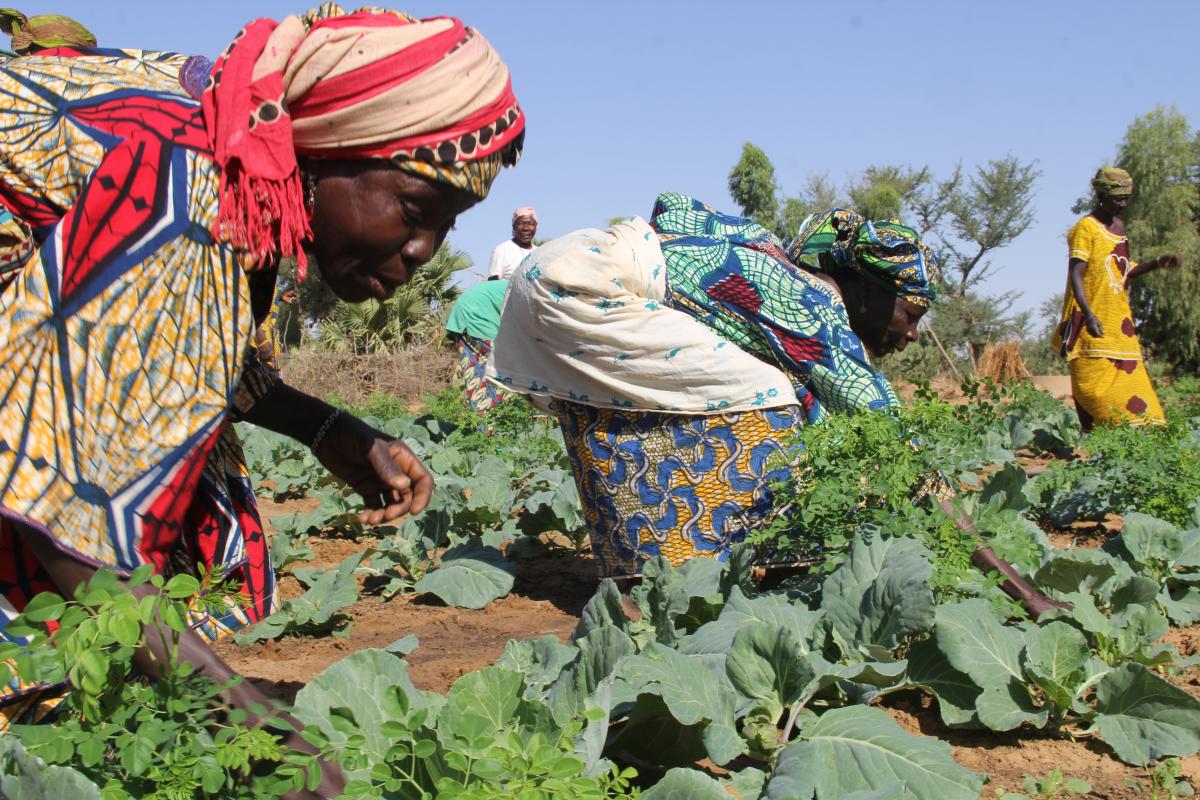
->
[[310, 409, 343, 452]]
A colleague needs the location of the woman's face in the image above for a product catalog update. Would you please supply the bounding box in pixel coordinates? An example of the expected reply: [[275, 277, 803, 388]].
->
[[880, 297, 927, 355], [306, 160, 478, 303], [1097, 193, 1131, 217], [846, 281, 926, 357]]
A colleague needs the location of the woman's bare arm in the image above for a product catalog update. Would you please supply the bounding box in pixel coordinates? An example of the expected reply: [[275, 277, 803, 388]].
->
[[1068, 258, 1103, 338]]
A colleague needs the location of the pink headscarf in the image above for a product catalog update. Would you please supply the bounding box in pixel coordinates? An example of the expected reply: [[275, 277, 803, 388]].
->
[[512, 207, 537, 223]]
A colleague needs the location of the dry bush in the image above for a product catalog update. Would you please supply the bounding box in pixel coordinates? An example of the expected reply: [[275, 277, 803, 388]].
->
[[279, 341, 458, 407]]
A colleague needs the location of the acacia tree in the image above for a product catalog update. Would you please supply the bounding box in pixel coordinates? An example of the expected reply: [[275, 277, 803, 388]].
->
[[905, 157, 1040, 371], [932, 157, 1041, 298], [1110, 106, 1200, 371], [728, 143, 780, 234], [727, 145, 1041, 376]]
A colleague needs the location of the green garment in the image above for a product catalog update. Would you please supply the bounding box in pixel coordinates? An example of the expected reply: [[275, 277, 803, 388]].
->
[[0, 10, 97, 53], [446, 279, 509, 341]]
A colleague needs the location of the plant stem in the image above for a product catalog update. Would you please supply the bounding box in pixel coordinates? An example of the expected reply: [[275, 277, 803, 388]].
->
[[781, 703, 804, 743]]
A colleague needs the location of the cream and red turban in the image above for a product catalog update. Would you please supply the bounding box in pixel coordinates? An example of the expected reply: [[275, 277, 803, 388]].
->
[[202, 4, 525, 279]]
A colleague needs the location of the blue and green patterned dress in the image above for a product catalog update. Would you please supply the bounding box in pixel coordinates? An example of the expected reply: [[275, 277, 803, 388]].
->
[[653, 193, 899, 423], [555, 193, 903, 576]]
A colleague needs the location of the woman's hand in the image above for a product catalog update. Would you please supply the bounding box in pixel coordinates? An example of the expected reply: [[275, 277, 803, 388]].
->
[[313, 412, 434, 524], [1084, 312, 1104, 338], [1157, 252, 1183, 270], [239, 384, 433, 523]]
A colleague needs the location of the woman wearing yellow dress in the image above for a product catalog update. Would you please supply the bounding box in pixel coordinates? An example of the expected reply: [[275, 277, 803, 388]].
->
[[1055, 167, 1182, 430]]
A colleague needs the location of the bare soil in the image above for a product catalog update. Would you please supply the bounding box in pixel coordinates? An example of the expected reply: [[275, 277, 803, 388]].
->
[[215, 488, 1200, 799], [211, 497, 595, 703]]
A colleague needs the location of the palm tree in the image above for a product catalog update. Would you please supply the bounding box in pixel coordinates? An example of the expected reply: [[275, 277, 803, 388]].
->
[[315, 243, 471, 354]]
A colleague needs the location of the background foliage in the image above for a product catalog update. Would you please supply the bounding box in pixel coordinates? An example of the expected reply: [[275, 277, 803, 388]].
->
[[727, 105, 1200, 382]]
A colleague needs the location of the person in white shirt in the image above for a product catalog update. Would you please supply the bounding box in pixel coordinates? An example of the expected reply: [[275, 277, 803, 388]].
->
[[487, 206, 538, 279]]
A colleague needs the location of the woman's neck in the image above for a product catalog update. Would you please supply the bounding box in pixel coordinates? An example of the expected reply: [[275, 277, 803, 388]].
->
[[812, 269, 844, 298], [1091, 207, 1122, 231]]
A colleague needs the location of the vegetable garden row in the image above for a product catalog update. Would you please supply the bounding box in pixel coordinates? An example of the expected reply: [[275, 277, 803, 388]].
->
[[2, 379, 1199, 799]]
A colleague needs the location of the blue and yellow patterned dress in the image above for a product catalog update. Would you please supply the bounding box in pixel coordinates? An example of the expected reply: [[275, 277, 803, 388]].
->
[[552, 194, 903, 576]]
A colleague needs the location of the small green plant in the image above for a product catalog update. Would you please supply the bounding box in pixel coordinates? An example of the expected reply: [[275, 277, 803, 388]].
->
[[328, 390, 418, 421], [1031, 417, 1200, 528], [235, 550, 365, 644], [1124, 757, 1196, 798], [753, 392, 1051, 599], [294, 651, 641, 800], [0, 567, 323, 798], [995, 766, 1091, 799]]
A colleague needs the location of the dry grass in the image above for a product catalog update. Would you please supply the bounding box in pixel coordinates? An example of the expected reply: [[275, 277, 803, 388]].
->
[[977, 340, 1031, 384], [279, 343, 458, 407]]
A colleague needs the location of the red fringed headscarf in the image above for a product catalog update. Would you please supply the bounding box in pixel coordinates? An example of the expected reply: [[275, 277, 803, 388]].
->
[[201, 5, 524, 280]]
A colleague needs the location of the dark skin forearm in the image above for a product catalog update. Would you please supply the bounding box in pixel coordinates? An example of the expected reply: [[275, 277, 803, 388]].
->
[[1067, 259, 1104, 338], [1067, 260, 1093, 317], [241, 381, 338, 446], [937, 500, 1070, 619], [241, 382, 434, 525], [14, 523, 343, 799]]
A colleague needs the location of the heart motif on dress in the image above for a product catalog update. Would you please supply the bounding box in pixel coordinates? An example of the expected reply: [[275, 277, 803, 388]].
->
[[1106, 253, 1132, 293]]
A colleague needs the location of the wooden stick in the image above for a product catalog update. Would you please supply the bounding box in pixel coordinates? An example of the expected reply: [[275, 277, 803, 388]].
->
[[921, 319, 962, 382]]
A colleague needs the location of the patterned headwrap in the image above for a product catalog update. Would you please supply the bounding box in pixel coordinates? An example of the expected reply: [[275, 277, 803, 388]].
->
[[512, 206, 537, 223], [0, 9, 96, 53], [789, 208, 941, 308], [1092, 166, 1133, 198], [203, 4, 524, 280]]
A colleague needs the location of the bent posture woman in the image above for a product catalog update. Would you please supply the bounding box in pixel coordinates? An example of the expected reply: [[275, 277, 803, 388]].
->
[[491, 193, 1060, 616], [445, 278, 512, 413], [0, 5, 524, 785], [492, 195, 934, 571]]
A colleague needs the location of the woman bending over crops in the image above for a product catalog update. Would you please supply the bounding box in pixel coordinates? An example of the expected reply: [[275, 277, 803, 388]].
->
[[490, 193, 1061, 616], [0, 3, 524, 788], [445, 278, 512, 413]]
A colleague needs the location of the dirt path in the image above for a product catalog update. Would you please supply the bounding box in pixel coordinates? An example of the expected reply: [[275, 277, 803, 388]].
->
[[211, 498, 598, 701], [215, 496, 1200, 798]]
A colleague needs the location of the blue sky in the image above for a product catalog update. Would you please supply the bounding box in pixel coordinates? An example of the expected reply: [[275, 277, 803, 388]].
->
[[46, 0, 1200, 318]]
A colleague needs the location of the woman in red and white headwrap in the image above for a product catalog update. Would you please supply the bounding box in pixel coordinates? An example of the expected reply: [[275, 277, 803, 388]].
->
[[0, 4, 523, 786]]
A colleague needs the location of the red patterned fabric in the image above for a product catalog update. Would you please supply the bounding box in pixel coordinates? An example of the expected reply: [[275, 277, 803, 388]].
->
[[707, 273, 764, 314], [0, 49, 278, 663]]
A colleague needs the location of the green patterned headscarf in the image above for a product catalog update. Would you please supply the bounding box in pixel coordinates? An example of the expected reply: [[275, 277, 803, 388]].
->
[[0, 9, 96, 53], [789, 208, 941, 308], [1092, 166, 1133, 198]]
